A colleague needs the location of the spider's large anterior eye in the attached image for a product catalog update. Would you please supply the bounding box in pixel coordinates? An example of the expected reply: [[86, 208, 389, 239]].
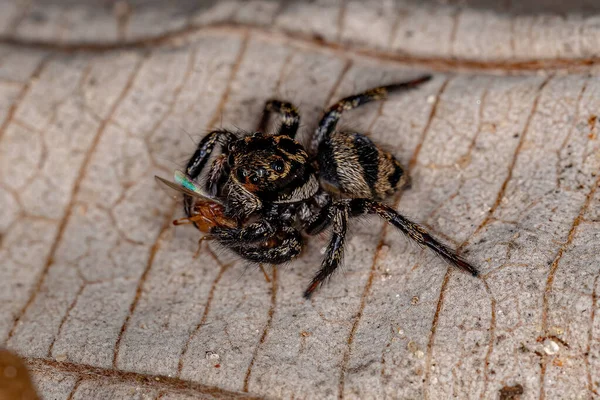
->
[[250, 175, 260, 184], [236, 168, 247, 181], [271, 159, 284, 173], [227, 153, 235, 166]]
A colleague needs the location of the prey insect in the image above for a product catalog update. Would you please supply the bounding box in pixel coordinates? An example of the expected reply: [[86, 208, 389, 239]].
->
[[155, 172, 237, 232], [156, 74, 478, 298]]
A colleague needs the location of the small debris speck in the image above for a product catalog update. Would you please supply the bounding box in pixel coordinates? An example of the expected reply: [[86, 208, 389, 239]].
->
[[205, 351, 220, 361], [407, 341, 418, 352], [499, 383, 524, 400], [55, 354, 67, 362], [411, 296, 419, 305], [427, 95, 436, 104], [552, 358, 563, 367], [550, 326, 564, 335], [415, 350, 424, 359], [543, 339, 559, 355]]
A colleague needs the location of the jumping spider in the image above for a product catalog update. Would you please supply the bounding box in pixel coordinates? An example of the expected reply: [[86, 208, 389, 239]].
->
[[157, 74, 478, 298]]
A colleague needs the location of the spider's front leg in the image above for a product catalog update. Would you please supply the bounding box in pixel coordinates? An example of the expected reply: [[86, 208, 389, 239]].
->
[[227, 226, 303, 265], [184, 129, 237, 217], [210, 219, 276, 244], [258, 100, 301, 138], [186, 129, 238, 179]]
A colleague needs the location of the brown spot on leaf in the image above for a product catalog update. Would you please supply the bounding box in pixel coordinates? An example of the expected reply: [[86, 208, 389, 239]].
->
[[0, 349, 39, 400], [499, 384, 524, 400]]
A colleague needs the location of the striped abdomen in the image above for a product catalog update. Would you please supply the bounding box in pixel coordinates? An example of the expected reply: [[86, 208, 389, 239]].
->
[[317, 131, 408, 199]]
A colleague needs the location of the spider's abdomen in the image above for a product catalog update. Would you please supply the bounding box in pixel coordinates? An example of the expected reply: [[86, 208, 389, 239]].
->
[[317, 131, 408, 199]]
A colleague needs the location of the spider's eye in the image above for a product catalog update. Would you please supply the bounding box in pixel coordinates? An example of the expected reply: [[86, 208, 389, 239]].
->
[[227, 153, 235, 166], [271, 159, 284, 173], [250, 175, 260, 184], [236, 168, 248, 181]]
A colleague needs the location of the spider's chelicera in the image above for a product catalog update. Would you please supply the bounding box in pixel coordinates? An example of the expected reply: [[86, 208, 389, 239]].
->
[[158, 74, 478, 298]]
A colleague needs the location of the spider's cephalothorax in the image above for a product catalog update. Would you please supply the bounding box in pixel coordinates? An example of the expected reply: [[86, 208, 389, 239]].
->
[[229, 132, 318, 203], [167, 74, 478, 298]]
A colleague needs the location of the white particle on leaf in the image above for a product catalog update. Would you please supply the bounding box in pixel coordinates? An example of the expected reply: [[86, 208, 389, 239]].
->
[[427, 95, 436, 104], [543, 339, 559, 355]]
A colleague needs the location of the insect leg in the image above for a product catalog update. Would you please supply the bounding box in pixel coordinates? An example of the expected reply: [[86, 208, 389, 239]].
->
[[304, 204, 349, 299], [348, 199, 478, 276], [258, 100, 301, 138], [310, 75, 432, 155]]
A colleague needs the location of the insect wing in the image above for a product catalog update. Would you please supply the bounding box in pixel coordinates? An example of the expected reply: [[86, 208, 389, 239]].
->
[[154, 171, 223, 205]]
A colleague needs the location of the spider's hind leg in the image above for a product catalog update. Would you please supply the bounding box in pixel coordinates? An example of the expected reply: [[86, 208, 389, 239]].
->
[[310, 75, 432, 154], [349, 199, 478, 276], [303, 201, 349, 298], [302, 198, 477, 298], [258, 100, 301, 138]]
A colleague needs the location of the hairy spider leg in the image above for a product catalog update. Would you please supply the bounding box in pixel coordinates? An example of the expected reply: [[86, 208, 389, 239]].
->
[[258, 100, 301, 138], [303, 198, 478, 298], [310, 75, 433, 155], [184, 129, 238, 217], [304, 205, 348, 298], [211, 219, 276, 244], [186, 129, 238, 178], [226, 226, 303, 264]]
